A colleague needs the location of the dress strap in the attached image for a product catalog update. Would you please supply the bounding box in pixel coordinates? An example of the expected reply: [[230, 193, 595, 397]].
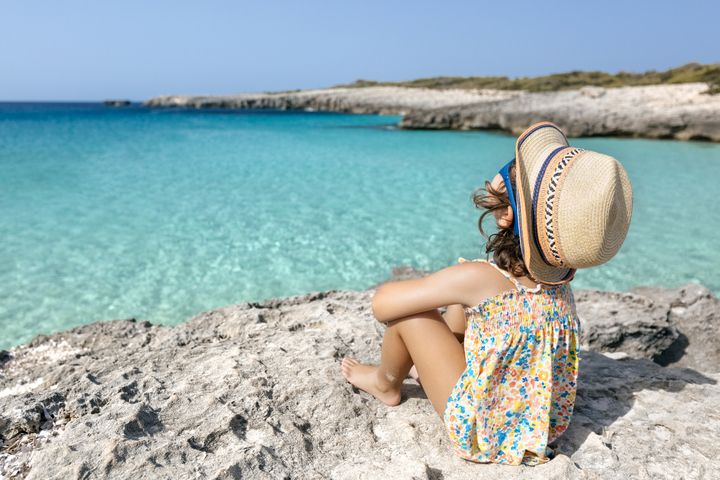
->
[[486, 259, 526, 292], [458, 257, 541, 294]]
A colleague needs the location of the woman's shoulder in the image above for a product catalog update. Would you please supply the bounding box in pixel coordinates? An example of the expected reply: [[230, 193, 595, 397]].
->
[[452, 256, 530, 305], [459, 257, 580, 300], [455, 257, 499, 275], [454, 257, 501, 282]]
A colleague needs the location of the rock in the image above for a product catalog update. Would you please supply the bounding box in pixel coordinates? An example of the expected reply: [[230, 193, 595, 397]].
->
[[103, 100, 131, 107], [144, 87, 499, 116], [399, 84, 720, 141], [579, 86, 606, 98], [575, 289, 680, 362], [1, 285, 719, 478], [145, 84, 720, 141], [575, 284, 720, 373], [631, 283, 720, 371], [0, 351, 11, 368]]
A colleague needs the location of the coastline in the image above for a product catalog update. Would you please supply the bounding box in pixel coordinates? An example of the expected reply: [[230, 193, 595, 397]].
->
[[145, 83, 720, 141], [2, 279, 719, 478]]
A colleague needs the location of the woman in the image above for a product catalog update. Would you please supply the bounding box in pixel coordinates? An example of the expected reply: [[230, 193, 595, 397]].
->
[[340, 121, 633, 465]]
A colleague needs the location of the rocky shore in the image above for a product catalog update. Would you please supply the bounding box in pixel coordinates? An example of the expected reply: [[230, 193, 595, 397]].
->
[[1, 276, 719, 479], [145, 83, 720, 141]]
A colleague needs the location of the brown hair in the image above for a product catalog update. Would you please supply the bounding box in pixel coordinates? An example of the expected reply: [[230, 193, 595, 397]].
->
[[471, 162, 529, 278]]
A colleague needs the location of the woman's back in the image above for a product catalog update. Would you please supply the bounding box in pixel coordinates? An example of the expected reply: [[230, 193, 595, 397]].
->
[[444, 257, 580, 465]]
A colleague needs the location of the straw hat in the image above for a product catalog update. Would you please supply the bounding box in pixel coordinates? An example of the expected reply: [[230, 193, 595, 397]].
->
[[513, 121, 633, 285]]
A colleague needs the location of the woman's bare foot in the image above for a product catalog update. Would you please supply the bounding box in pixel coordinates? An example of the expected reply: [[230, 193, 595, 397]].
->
[[408, 365, 421, 385], [340, 358, 402, 406]]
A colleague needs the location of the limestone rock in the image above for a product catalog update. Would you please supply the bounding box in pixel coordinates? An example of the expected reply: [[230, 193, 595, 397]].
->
[[575, 284, 720, 372], [145, 84, 720, 141], [103, 100, 131, 107], [575, 289, 680, 361], [1, 286, 719, 479], [631, 283, 720, 371], [399, 84, 720, 141]]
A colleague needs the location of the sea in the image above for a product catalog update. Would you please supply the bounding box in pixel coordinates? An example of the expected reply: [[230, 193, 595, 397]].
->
[[1, 102, 719, 349]]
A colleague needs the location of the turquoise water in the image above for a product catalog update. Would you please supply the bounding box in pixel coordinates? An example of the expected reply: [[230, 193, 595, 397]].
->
[[1, 103, 719, 349]]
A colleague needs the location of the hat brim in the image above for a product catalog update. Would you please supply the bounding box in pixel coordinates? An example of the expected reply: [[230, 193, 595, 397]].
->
[[514, 122, 576, 285]]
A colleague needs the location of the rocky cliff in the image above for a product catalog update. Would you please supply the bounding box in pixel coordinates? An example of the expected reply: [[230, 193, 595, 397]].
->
[[1, 283, 719, 479], [144, 83, 720, 141]]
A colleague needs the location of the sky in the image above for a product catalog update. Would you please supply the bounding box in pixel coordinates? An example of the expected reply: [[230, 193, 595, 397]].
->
[[1, 0, 718, 101]]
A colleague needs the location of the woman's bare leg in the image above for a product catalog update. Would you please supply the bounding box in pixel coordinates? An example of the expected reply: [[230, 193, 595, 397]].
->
[[443, 304, 468, 342], [341, 308, 466, 417], [409, 304, 466, 383]]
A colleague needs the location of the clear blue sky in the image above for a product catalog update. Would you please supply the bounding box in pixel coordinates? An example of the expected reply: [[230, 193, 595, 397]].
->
[[2, 0, 718, 101]]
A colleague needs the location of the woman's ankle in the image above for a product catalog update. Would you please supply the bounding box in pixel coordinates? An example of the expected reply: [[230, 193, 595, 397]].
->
[[375, 368, 403, 393]]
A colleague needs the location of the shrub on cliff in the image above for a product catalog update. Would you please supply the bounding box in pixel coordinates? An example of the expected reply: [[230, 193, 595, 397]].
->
[[343, 62, 720, 94]]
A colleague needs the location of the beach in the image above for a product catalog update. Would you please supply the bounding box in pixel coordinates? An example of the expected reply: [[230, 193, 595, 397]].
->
[[2, 83, 720, 480], [4, 1, 719, 477]]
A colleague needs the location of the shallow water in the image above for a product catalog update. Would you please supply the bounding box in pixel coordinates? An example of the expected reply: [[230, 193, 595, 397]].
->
[[1, 103, 719, 348]]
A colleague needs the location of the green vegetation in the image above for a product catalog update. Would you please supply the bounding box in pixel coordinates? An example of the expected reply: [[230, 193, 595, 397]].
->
[[342, 63, 720, 94]]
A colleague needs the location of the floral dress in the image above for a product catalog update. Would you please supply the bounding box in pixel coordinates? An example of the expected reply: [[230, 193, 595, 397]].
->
[[443, 257, 580, 465]]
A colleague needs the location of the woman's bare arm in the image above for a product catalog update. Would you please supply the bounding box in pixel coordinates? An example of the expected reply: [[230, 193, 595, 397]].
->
[[371, 262, 486, 323]]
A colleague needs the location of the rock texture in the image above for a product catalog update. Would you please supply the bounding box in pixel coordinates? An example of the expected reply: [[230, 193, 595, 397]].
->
[[575, 289, 681, 363], [144, 84, 720, 141], [631, 283, 720, 369], [144, 86, 506, 115], [1, 285, 719, 479], [400, 84, 720, 141], [574, 284, 720, 371]]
